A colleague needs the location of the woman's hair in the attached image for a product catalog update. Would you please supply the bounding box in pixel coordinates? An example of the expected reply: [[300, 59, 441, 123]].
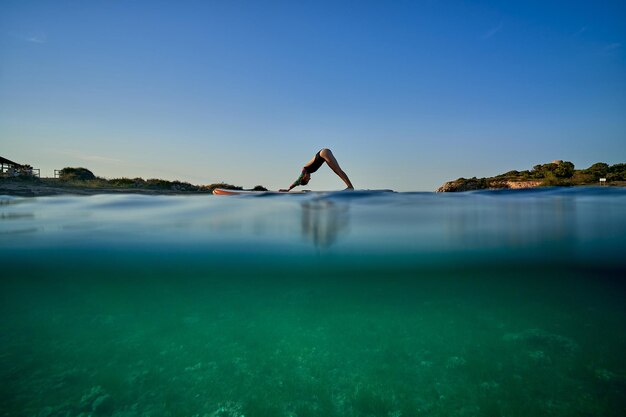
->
[[291, 168, 309, 188]]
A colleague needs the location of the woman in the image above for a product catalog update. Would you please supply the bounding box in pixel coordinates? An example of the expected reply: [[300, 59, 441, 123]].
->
[[281, 148, 354, 192]]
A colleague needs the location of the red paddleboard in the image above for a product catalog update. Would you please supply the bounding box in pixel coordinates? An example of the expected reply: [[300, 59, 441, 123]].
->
[[212, 188, 302, 195]]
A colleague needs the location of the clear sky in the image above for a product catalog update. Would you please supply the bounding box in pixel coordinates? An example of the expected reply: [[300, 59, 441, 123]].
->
[[1, 1, 625, 191]]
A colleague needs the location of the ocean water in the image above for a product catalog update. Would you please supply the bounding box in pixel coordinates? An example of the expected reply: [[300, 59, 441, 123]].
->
[[1, 188, 625, 417]]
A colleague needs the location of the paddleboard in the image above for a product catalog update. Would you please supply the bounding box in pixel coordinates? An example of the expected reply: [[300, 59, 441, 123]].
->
[[212, 188, 298, 195], [212, 188, 394, 195]]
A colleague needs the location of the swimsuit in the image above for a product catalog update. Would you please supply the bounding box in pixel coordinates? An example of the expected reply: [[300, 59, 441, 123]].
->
[[304, 150, 325, 174]]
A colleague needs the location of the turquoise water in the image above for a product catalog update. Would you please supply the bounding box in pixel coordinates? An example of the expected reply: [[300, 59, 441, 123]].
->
[[1, 188, 625, 417]]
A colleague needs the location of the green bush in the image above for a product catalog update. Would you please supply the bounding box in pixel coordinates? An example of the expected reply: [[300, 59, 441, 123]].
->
[[571, 171, 594, 184], [109, 178, 137, 187], [541, 172, 565, 186], [59, 167, 96, 181], [146, 178, 173, 188], [205, 182, 243, 191]]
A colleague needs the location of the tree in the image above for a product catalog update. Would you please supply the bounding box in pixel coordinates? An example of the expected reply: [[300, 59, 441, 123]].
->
[[554, 161, 575, 178], [532, 163, 559, 178], [59, 167, 96, 181], [584, 163, 609, 180], [608, 163, 626, 181]]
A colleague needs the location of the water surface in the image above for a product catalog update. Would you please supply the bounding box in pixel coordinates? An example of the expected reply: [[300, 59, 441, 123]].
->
[[1, 188, 625, 417]]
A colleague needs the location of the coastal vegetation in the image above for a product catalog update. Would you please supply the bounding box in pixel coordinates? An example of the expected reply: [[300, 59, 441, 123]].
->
[[0, 166, 254, 196], [438, 161, 626, 192]]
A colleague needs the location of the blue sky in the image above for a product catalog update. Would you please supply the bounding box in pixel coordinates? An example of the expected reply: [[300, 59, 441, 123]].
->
[[1, 1, 624, 191]]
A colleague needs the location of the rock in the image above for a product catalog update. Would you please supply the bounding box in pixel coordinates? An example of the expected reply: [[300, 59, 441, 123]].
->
[[437, 178, 542, 192], [212, 401, 244, 417], [445, 356, 466, 369], [479, 381, 500, 392], [595, 368, 615, 382], [92, 394, 114, 415], [78, 386, 115, 415], [184, 362, 203, 372], [437, 178, 487, 192], [503, 329, 578, 356], [527, 350, 553, 366], [80, 386, 105, 410], [502, 180, 543, 189]]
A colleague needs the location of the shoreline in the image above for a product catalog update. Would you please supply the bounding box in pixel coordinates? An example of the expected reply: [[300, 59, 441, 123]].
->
[[2, 179, 625, 198], [0, 179, 215, 197]]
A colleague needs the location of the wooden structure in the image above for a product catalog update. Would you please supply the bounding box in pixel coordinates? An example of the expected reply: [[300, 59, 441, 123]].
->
[[1, 156, 23, 173], [0, 156, 40, 177]]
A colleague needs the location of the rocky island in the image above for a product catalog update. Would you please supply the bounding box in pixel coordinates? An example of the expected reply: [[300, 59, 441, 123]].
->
[[437, 161, 626, 192]]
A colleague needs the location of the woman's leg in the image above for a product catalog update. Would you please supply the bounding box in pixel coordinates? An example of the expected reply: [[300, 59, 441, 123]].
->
[[320, 148, 354, 189]]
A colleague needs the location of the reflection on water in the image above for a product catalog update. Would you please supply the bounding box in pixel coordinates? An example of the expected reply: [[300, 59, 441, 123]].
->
[[0, 189, 624, 263], [443, 194, 576, 250], [301, 199, 349, 249], [0, 204, 37, 235]]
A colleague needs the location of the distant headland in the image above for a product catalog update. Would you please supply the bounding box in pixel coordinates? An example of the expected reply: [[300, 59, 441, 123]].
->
[[437, 161, 626, 192]]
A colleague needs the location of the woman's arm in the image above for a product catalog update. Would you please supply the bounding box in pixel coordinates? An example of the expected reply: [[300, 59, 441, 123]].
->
[[280, 170, 306, 192]]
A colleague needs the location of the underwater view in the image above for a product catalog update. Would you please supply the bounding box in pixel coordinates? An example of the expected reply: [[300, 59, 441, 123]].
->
[[1, 188, 625, 417]]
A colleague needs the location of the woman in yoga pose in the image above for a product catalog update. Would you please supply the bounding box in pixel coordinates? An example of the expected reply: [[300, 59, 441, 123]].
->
[[281, 148, 354, 192]]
